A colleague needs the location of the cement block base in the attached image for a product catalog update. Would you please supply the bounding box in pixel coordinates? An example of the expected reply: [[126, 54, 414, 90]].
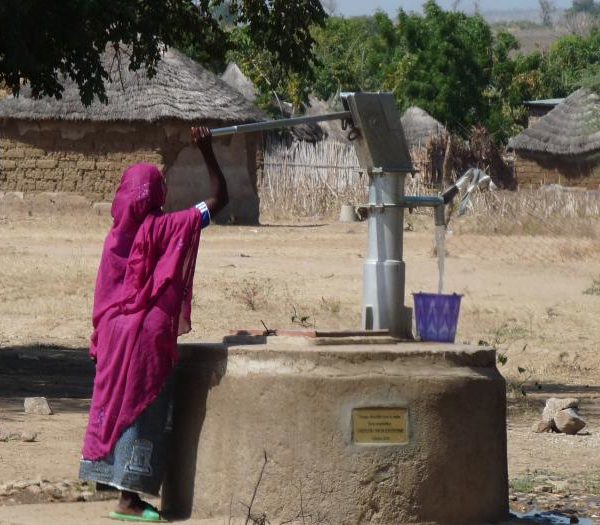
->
[[163, 339, 509, 525]]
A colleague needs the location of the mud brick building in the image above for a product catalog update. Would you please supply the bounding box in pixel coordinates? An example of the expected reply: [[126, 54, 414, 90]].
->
[[509, 88, 600, 189], [0, 48, 264, 223]]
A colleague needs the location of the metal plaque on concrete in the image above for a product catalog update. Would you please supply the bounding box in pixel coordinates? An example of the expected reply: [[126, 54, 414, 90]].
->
[[352, 407, 408, 445]]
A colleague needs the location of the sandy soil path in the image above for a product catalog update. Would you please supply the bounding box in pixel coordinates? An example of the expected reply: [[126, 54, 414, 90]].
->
[[1, 213, 599, 522]]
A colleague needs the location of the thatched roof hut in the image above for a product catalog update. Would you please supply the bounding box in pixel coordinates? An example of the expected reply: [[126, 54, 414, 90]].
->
[[508, 88, 600, 189], [400, 107, 447, 149], [509, 88, 600, 156], [0, 48, 264, 223], [221, 63, 258, 103], [0, 48, 263, 123]]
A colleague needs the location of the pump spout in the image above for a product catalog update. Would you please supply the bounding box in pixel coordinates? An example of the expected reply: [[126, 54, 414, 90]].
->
[[442, 173, 472, 204], [442, 168, 497, 216], [398, 195, 447, 226]]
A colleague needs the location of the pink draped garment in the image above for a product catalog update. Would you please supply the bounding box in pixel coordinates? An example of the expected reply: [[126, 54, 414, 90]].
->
[[82, 163, 203, 461]]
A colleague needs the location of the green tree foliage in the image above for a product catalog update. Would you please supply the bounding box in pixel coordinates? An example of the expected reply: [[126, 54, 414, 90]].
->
[[309, 3, 523, 140], [306, 2, 600, 143], [542, 32, 600, 95], [0, 0, 325, 106], [394, 1, 494, 133], [485, 31, 524, 142], [311, 12, 400, 99], [225, 27, 311, 113], [206, 0, 327, 113], [227, 11, 399, 113]]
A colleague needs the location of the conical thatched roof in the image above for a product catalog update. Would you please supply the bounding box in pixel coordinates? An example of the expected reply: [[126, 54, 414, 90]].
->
[[401, 107, 447, 149], [0, 48, 264, 124], [509, 88, 600, 156], [221, 63, 257, 102]]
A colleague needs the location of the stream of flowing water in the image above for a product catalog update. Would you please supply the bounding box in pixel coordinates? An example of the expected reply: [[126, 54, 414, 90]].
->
[[435, 225, 446, 294]]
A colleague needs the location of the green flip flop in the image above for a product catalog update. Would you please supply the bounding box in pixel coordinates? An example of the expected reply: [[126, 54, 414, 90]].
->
[[108, 506, 164, 522]]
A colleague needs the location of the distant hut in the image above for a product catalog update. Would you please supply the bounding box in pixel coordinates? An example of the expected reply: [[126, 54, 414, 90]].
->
[[523, 98, 563, 127], [509, 88, 600, 189], [400, 107, 447, 183], [0, 49, 265, 223], [400, 107, 447, 150], [221, 63, 257, 103]]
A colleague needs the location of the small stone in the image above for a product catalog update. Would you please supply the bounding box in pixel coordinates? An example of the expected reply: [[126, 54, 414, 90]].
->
[[542, 397, 579, 423], [20, 431, 38, 442], [24, 397, 53, 416], [12, 480, 33, 490], [554, 408, 586, 435], [532, 420, 554, 433], [0, 431, 23, 441], [551, 480, 570, 492], [26, 484, 42, 495], [42, 484, 62, 498], [537, 485, 553, 493]]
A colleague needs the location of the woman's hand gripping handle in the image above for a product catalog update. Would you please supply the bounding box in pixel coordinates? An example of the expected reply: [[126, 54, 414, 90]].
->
[[191, 126, 229, 218]]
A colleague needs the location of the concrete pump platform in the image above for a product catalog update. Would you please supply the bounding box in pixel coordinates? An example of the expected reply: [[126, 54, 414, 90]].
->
[[162, 336, 508, 525]]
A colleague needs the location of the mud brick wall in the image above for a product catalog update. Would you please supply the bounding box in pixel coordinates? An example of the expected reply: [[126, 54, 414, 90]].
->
[[515, 153, 600, 190], [0, 120, 194, 200], [0, 118, 260, 223]]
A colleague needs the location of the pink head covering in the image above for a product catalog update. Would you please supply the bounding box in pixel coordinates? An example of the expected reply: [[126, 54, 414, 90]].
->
[[83, 163, 202, 460], [90, 163, 166, 338]]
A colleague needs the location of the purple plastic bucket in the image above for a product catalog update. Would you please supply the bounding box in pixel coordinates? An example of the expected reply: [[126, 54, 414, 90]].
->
[[413, 293, 462, 343]]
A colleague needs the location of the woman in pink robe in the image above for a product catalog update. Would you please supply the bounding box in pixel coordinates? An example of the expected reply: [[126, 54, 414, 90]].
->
[[79, 128, 228, 522]]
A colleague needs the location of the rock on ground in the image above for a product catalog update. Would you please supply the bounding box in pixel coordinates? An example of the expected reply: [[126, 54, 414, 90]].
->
[[554, 408, 586, 435], [542, 397, 579, 423], [24, 397, 53, 415], [0, 430, 38, 442], [531, 420, 554, 433]]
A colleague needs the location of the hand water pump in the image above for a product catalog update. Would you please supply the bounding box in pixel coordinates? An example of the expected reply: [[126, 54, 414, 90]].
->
[[211, 92, 458, 338]]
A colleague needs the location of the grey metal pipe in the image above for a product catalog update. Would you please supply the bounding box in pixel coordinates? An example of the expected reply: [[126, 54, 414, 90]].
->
[[210, 111, 352, 137], [398, 196, 446, 226], [362, 172, 407, 333], [399, 196, 444, 208]]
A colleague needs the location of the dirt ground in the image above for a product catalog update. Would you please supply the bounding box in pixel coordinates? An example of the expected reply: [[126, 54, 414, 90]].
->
[[1, 204, 600, 522]]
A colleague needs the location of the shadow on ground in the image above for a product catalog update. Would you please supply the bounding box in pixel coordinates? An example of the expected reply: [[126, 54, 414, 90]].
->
[[0, 344, 93, 413]]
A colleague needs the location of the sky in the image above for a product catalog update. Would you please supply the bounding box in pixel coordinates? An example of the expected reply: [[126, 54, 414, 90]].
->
[[334, 0, 573, 17]]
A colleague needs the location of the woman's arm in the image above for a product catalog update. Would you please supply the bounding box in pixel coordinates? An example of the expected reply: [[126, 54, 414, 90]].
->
[[191, 126, 229, 218]]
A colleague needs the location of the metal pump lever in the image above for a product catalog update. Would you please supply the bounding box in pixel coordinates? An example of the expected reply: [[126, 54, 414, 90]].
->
[[210, 111, 353, 137]]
